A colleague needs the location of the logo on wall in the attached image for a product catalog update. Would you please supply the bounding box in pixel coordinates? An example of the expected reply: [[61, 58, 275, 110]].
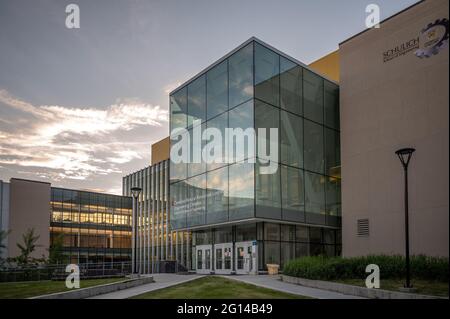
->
[[415, 18, 449, 58], [383, 18, 449, 62]]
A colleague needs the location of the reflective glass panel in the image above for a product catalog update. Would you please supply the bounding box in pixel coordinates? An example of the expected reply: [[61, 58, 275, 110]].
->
[[187, 75, 206, 127], [255, 42, 279, 107], [280, 57, 302, 115], [324, 80, 339, 129], [304, 119, 324, 174], [303, 69, 324, 124], [207, 60, 228, 119], [228, 100, 254, 164], [206, 166, 228, 224], [305, 171, 326, 224], [281, 165, 304, 222], [280, 110, 303, 168], [170, 87, 187, 131], [186, 174, 207, 227], [229, 43, 253, 108], [228, 161, 254, 220]]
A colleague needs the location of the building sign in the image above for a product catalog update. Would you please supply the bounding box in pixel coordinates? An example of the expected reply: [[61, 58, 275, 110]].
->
[[383, 18, 449, 62]]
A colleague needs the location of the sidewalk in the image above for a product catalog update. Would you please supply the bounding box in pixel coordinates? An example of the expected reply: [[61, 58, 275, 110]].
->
[[89, 274, 203, 299], [221, 275, 365, 299]]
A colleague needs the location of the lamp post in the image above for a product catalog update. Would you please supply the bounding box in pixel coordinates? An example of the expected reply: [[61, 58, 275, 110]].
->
[[395, 147, 415, 289], [130, 187, 142, 275]]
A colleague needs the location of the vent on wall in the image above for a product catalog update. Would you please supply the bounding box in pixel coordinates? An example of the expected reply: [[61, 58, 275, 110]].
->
[[357, 219, 369, 237]]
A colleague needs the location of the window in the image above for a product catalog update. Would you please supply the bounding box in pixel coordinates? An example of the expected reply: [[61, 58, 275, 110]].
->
[[229, 43, 253, 108], [264, 223, 280, 241], [170, 87, 187, 131], [207, 60, 228, 120], [281, 165, 304, 222], [264, 241, 280, 266], [170, 130, 188, 183], [206, 166, 228, 224], [186, 174, 206, 227], [303, 69, 324, 124], [281, 224, 295, 242], [256, 160, 281, 219], [304, 119, 324, 174], [325, 128, 340, 178], [228, 161, 254, 220], [324, 80, 339, 129], [228, 100, 254, 163], [170, 182, 187, 229], [280, 242, 294, 268], [305, 171, 326, 224], [206, 111, 228, 171], [280, 110, 303, 168], [236, 223, 256, 242], [295, 226, 308, 242], [255, 100, 279, 164], [255, 42, 279, 107], [326, 176, 341, 217], [187, 75, 206, 127], [187, 122, 206, 178], [280, 57, 302, 115]]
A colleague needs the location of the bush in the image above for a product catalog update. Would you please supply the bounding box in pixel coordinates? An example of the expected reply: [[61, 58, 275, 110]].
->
[[282, 255, 449, 282]]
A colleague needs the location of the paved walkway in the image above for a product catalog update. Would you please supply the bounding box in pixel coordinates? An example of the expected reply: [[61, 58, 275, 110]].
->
[[89, 274, 204, 299], [221, 275, 365, 299]]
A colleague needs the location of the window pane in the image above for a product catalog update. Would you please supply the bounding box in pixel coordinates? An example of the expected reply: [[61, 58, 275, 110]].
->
[[236, 223, 256, 242], [280, 57, 302, 115], [324, 80, 339, 129], [214, 226, 233, 243], [303, 69, 323, 124], [255, 43, 279, 107], [255, 100, 279, 163], [186, 174, 207, 227], [256, 161, 281, 219], [304, 119, 324, 174], [228, 161, 254, 220], [325, 128, 340, 178], [281, 165, 304, 222], [228, 100, 254, 163], [326, 176, 341, 219], [187, 75, 206, 127], [229, 43, 253, 108], [309, 227, 322, 243], [188, 122, 206, 178], [206, 166, 228, 224], [264, 223, 280, 241], [295, 243, 309, 258], [281, 224, 295, 242], [170, 87, 187, 131], [323, 229, 335, 244], [207, 61, 228, 120], [206, 111, 227, 171], [264, 241, 280, 266], [170, 130, 188, 183], [280, 110, 303, 168], [170, 182, 188, 229], [295, 226, 308, 242], [305, 171, 326, 224]]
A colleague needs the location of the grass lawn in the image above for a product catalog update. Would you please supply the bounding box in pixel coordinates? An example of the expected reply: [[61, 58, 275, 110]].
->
[[0, 277, 125, 299], [132, 276, 308, 299], [336, 278, 448, 297]]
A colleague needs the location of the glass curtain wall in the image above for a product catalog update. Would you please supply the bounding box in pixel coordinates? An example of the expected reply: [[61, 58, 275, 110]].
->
[[50, 188, 132, 264], [169, 39, 341, 230]]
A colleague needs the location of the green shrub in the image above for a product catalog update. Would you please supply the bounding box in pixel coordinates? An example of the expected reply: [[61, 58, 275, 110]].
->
[[282, 255, 449, 281]]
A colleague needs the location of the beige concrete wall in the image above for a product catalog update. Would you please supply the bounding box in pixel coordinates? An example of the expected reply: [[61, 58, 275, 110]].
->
[[340, 0, 449, 257], [151, 136, 170, 165], [8, 179, 51, 259]]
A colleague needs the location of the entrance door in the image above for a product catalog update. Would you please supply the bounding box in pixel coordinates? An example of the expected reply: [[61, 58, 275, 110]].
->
[[196, 244, 212, 274], [235, 241, 257, 274], [214, 243, 233, 274]]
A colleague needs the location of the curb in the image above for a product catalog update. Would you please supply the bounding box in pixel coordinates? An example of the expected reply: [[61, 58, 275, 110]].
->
[[281, 275, 446, 299], [30, 276, 154, 299]]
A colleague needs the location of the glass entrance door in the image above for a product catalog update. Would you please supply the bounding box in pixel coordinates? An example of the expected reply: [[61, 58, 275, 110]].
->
[[195, 244, 212, 274], [214, 243, 233, 274], [235, 241, 257, 274]]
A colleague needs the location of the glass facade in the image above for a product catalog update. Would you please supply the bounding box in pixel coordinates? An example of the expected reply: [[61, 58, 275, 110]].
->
[[168, 39, 341, 271], [50, 188, 132, 264]]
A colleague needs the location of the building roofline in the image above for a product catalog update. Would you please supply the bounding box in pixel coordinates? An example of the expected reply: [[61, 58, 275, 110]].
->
[[169, 36, 339, 96], [50, 185, 131, 198], [10, 178, 51, 185], [339, 0, 424, 46]]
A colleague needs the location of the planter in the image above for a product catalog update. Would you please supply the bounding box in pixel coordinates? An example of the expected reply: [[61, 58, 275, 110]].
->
[[266, 264, 279, 275]]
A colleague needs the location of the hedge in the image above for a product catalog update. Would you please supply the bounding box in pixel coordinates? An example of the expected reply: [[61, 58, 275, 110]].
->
[[282, 255, 449, 282]]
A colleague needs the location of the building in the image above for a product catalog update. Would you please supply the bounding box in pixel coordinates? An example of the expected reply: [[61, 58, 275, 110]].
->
[[338, 0, 449, 257], [0, 178, 132, 263], [165, 37, 342, 274]]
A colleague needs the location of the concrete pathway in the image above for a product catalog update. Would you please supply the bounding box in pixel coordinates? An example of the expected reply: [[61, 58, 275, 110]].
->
[[220, 275, 365, 299], [89, 274, 204, 299]]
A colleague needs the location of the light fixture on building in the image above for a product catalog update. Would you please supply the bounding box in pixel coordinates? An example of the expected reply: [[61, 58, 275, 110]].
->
[[395, 147, 415, 290]]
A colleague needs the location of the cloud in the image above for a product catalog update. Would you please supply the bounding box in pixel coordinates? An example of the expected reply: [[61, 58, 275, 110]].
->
[[164, 81, 182, 94], [0, 89, 167, 182]]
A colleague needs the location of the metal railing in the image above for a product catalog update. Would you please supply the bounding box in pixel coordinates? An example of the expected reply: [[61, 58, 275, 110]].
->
[[0, 261, 131, 282]]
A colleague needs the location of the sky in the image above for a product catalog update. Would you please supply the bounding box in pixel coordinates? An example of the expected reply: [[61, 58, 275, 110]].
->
[[0, 0, 419, 194]]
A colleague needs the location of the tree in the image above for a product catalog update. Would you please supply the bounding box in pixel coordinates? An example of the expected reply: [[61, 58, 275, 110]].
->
[[16, 228, 40, 266], [48, 233, 66, 265], [0, 230, 10, 265]]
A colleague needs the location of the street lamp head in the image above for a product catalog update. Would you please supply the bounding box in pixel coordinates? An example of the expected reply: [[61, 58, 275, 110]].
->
[[130, 187, 142, 199], [395, 148, 416, 169]]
